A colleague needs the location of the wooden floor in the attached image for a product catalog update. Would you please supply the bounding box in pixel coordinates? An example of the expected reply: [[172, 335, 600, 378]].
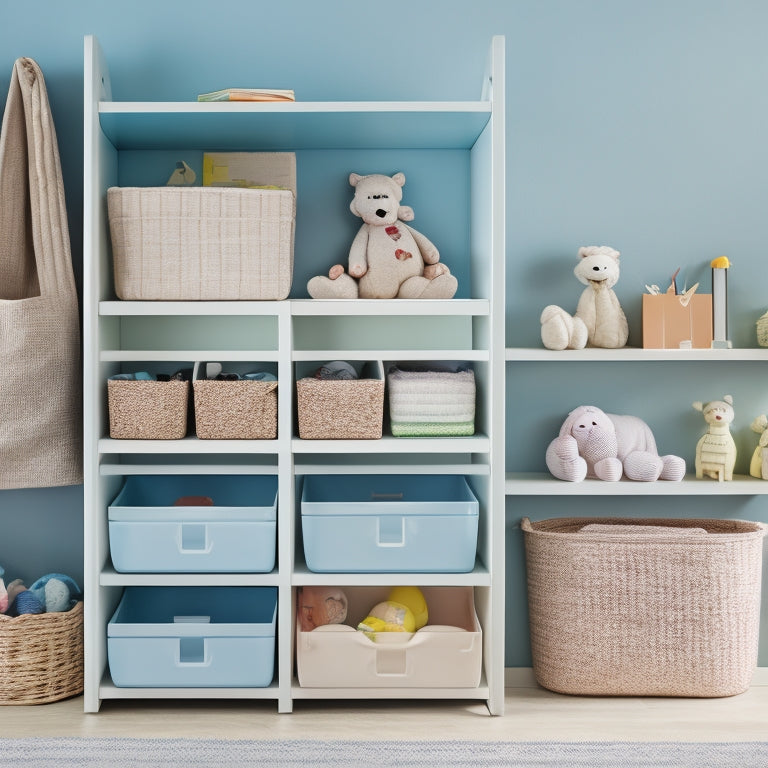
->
[[3, 683, 768, 742]]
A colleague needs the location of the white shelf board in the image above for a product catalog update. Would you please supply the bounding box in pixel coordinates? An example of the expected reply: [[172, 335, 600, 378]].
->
[[100, 677, 279, 700], [99, 566, 280, 587], [291, 563, 491, 587], [505, 471, 768, 495], [292, 349, 488, 362], [98, 437, 280, 454], [101, 350, 280, 362], [100, 458, 278, 475], [291, 299, 489, 316], [100, 301, 287, 317], [290, 684, 490, 700], [98, 101, 492, 151], [291, 435, 490, 454], [506, 346, 768, 362], [294, 461, 489, 475]]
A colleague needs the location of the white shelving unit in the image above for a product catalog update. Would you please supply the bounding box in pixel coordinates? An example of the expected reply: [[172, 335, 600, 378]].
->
[[83, 36, 505, 714], [504, 346, 768, 495]]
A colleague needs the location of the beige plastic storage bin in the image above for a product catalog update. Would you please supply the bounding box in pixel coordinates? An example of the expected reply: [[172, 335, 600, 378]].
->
[[296, 586, 482, 688], [522, 517, 767, 697]]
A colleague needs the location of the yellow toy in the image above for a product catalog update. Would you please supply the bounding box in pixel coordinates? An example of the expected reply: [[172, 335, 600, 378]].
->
[[357, 586, 428, 635]]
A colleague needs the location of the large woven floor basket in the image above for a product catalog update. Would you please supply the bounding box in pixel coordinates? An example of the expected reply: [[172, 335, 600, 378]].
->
[[522, 517, 766, 697], [0, 601, 84, 704]]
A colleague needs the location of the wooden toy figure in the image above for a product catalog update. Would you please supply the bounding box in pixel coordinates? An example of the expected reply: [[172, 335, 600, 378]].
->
[[693, 395, 736, 481]]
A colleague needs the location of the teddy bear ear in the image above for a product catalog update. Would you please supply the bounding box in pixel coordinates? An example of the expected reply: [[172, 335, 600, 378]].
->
[[692, 401, 704, 412], [349, 173, 363, 187], [392, 172, 406, 187], [724, 394, 734, 405]]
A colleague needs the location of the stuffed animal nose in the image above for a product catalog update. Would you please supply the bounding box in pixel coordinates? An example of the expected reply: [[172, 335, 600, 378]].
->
[[592, 266, 600, 271], [376, 209, 387, 218]]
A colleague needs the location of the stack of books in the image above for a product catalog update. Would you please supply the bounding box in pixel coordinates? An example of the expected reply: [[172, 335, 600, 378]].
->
[[197, 88, 295, 103]]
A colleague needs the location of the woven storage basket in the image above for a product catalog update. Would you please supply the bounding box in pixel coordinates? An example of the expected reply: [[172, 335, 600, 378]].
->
[[107, 186, 294, 300], [193, 379, 277, 439], [107, 379, 189, 439], [522, 517, 766, 697], [0, 602, 84, 705], [757, 311, 768, 347], [387, 365, 475, 437], [296, 363, 384, 440]]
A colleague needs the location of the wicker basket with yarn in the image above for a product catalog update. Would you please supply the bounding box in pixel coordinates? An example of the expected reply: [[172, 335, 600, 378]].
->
[[0, 601, 84, 705], [522, 517, 766, 698], [107, 379, 189, 439], [193, 379, 278, 439], [756, 311, 768, 347]]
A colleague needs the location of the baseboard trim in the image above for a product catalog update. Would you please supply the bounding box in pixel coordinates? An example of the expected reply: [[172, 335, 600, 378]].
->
[[505, 667, 768, 688]]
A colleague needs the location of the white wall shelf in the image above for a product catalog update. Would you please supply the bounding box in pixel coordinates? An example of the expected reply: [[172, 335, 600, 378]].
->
[[83, 34, 505, 716], [506, 472, 768, 496], [506, 346, 768, 362]]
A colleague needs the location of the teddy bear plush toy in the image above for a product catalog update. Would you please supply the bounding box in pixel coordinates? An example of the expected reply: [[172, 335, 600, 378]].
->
[[540, 246, 628, 350], [307, 172, 458, 299], [546, 405, 686, 482]]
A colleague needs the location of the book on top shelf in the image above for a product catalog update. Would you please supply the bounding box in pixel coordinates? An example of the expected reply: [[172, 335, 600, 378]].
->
[[197, 87, 295, 103]]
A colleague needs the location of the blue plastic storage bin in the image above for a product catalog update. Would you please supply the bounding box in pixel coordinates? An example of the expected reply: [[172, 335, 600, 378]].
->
[[108, 586, 277, 687], [108, 475, 277, 573], [300, 474, 479, 573]]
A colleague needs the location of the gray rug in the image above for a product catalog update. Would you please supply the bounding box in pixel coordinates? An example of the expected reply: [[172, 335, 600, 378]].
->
[[1, 738, 767, 767]]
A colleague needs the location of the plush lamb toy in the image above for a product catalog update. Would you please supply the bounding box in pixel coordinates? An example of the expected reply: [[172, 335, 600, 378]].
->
[[307, 172, 458, 299], [540, 246, 628, 350], [546, 405, 686, 482]]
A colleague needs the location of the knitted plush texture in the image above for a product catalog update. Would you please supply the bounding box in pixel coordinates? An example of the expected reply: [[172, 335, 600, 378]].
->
[[546, 405, 685, 482], [523, 517, 766, 697]]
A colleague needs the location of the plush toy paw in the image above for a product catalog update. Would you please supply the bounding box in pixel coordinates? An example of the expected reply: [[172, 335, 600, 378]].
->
[[659, 454, 686, 481], [623, 451, 663, 482], [540, 305, 588, 350], [398, 272, 458, 299], [545, 435, 588, 482], [593, 457, 624, 481], [307, 272, 359, 299]]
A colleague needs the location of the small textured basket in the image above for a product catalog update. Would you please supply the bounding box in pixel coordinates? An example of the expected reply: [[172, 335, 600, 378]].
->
[[387, 366, 475, 437], [297, 369, 384, 440], [0, 602, 84, 705], [193, 379, 277, 439], [107, 379, 189, 439], [522, 517, 767, 698], [107, 186, 294, 300], [757, 311, 768, 347]]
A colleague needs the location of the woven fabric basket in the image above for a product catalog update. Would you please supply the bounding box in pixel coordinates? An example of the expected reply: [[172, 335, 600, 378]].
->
[[296, 377, 384, 439], [0, 602, 84, 705], [107, 379, 189, 439], [387, 366, 475, 437], [108, 186, 294, 300], [522, 517, 766, 697], [193, 380, 277, 439]]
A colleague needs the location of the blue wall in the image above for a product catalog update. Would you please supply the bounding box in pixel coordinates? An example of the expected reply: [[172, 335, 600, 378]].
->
[[2, 0, 767, 666]]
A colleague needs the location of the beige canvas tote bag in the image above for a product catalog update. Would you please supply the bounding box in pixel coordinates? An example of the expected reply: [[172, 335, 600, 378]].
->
[[0, 58, 82, 488]]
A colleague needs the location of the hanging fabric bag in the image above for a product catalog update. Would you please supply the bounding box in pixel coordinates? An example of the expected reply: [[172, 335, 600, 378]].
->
[[0, 58, 82, 489]]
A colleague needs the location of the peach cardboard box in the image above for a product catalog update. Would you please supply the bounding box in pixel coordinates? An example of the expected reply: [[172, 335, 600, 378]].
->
[[642, 293, 713, 349]]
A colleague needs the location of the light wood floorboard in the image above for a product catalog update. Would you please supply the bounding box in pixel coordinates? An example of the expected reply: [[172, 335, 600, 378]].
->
[[2, 686, 767, 742]]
